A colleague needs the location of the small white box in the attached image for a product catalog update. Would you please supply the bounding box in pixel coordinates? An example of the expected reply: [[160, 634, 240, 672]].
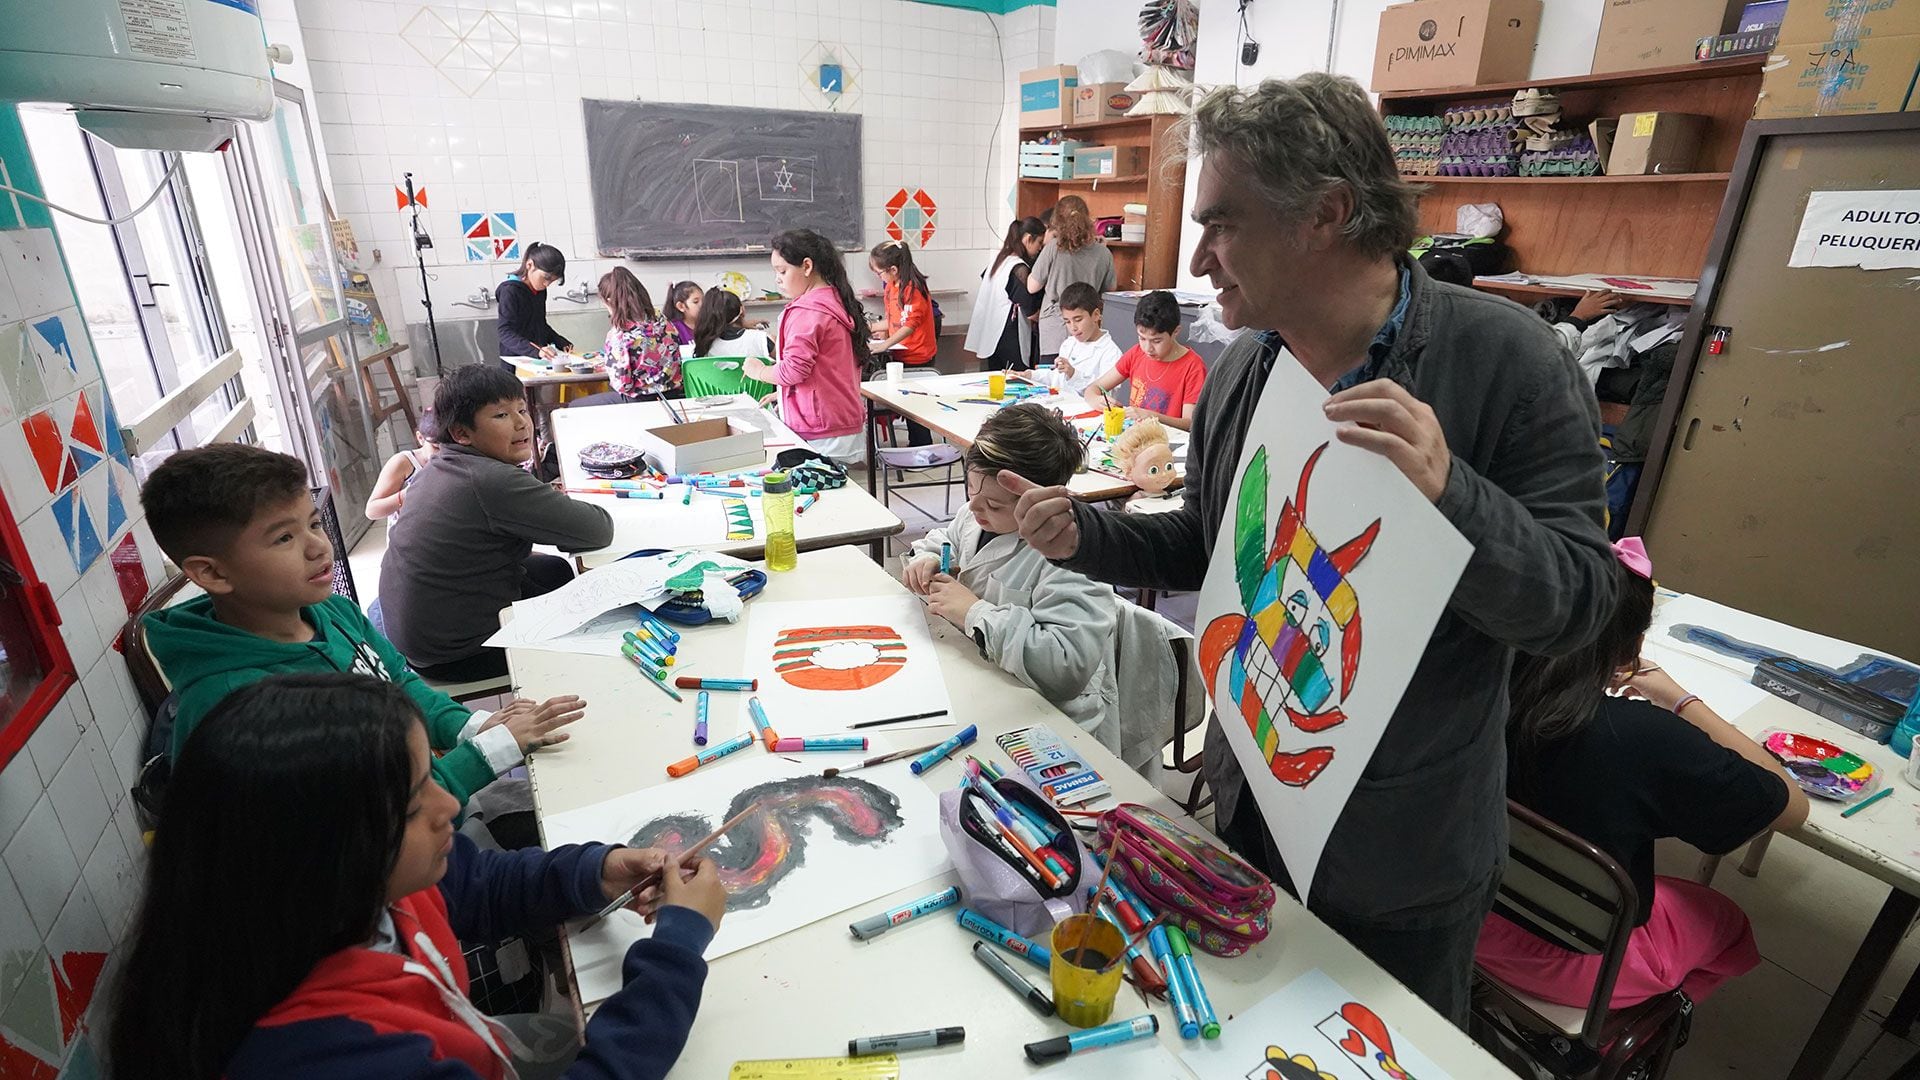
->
[[636, 417, 765, 475]]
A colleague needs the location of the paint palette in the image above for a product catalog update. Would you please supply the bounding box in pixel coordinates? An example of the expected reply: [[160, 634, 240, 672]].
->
[[1763, 729, 1877, 801]]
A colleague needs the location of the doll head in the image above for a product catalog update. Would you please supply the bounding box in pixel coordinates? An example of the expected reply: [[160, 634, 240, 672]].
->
[[1111, 417, 1176, 494]]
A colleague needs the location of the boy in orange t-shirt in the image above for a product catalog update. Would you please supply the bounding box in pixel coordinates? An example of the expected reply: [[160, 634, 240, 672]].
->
[[1083, 290, 1205, 431]]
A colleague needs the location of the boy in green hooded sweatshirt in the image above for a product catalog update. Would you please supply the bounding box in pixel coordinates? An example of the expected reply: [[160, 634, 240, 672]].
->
[[140, 444, 583, 807]]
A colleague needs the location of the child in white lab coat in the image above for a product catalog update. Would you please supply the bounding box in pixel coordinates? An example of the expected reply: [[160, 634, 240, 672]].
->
[[904, 404, 1119, 743]]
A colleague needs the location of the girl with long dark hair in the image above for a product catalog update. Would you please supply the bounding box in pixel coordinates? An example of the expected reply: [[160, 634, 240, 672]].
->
[[966, 217, 1045, 371], [588, 266, 681, 403], [664, 281, 703, 347], [865, 240, 936, 367], [1024, 196, 1115, 361], [1475, 540, 1807, 1010], [692, 286, 772, 361], [107, 673, 725, 1080], [497, 241, 573, 364], [742, 230, 869, 463]]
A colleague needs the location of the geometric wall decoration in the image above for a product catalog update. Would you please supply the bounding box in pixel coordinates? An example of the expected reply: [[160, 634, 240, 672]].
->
[[400, 8, 521, 98], [0, 951, 59, 1066], [461, 211, 518, 262], [110, 533, 148, 615], [0, 322, 45, 423], [799, 41, 862, 110], [22, 409, 67, 492], [50, 489, 103, 575], [67, 390, 103, 476], [884, 188, 938, 247], [52, 950, 107, 1045]]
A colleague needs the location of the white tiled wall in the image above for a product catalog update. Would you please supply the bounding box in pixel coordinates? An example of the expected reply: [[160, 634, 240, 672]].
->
[[0, 213, 168, 1072], [288, 0, 1056, 351]]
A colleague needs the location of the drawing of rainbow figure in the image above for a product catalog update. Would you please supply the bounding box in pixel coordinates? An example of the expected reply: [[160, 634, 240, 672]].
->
[[1200, 443, 1379, 788], [773, 625, 908, 691], [725, 503, 755, 541]]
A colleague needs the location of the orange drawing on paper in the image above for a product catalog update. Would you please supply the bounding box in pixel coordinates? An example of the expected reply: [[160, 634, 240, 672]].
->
[[773, 625, 908, 691]]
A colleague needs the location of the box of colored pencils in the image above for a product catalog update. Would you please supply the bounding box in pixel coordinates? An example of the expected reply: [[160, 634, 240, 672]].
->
[[995, 724, 1109, 807]]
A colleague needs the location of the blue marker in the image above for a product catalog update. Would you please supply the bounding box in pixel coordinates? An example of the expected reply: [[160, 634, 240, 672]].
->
[[848, 885, 961, 940], [748, 696, 780, 750], [1024, 1015, 1159, 1064], [1104, 860, 1197, 1038], [1167, 926, 1220, 1039], [956, 908, 1049, 970], [940, 542, 953, 575], [694, 691, 709, 746], [666, 730, 753, 777], [910, 724, 978, 775], [622, 630, 673, 667], [637, 609, 681, 644]]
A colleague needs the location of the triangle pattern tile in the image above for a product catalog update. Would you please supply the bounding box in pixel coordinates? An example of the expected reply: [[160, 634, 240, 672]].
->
[[21, 410, 64, 492], [68, 444, 101, 476], [98, 391, 125, 465], [50, 489, 79, 558], [61, 1032, 100, 1080], [28, 316, 75, 376], [70, 496, 103, 573], [52, 951, 107, 1044], [0, 954, 59, 1063], [110, 534, 146, 614], [0, 1032, 55, 1080], [69, 390, 102, 453], [104, 471, 127, 540]]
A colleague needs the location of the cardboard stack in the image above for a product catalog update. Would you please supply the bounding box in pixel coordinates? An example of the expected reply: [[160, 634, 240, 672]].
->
[[1756, 0, 1920, 118], [1370, 0, 1544, 92], [1592, 0, 1745, 73]]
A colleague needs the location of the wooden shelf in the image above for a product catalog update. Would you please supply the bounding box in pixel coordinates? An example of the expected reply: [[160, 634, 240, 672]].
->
[[1473, 278, 1693, 306], [1377, 57, 1765, 103], [1409, 172, 1731, 185], [1020, 174, 1149, 186], [1019, 115, 1154, 136], [1105, 240, 1145, 249]]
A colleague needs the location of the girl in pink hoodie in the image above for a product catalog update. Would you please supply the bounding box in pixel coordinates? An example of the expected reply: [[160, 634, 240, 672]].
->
[[744, 230, 870, 463]]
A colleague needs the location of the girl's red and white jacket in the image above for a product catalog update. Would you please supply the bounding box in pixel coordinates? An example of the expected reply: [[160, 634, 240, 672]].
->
[[226, 835, 714, 1079]]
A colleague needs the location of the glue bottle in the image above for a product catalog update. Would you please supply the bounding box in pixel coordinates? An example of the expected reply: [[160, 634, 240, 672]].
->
[[762, 470, 798, 572]]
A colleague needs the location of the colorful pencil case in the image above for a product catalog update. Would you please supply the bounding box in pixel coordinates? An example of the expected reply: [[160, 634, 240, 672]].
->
[[1098, 802, 1273, 957], [939, 776, 1087, 940]]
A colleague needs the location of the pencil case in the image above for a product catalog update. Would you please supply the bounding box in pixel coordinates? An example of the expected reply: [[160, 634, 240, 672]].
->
[[1097, 802, 1273, 957], [939, 775, 1088, 940]]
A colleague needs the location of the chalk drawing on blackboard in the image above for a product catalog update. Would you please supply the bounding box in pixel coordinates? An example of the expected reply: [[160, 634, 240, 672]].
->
[[757, 157, 815, 203], [694, 159, 745, 224]]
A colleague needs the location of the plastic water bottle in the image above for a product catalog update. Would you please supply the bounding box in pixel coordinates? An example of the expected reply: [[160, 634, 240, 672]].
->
[[1893, 691, 1920, 759], [762, 471, 797, 572]]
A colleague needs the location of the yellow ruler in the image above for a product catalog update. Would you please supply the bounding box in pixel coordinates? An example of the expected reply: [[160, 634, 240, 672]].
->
[[729, 1055, 901, 1079]]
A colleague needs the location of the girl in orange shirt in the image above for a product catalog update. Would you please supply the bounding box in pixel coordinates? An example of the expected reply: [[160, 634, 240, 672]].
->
[[867, 239, 939, 445]]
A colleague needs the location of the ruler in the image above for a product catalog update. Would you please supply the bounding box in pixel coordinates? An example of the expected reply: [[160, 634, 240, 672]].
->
[[729, 1055, 901, 1079]]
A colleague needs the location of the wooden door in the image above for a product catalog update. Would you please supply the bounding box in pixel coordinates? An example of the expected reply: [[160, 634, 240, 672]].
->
[[1641, 118, 1920, 659]]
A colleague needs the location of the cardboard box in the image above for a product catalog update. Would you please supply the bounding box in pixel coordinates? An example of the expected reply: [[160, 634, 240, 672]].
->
[[1072, 145, 1148, 178], [1758, 0, 1920, 118], [1370, 0, 1544, 92], [1073, 82, 1137, 123], [636, 418, 765, 476], [1607, 112, 1708, 175], [1018, 140, 1084, 179], [1741, 0, 1790, 31], [1588, 118, 1619, 172], [1020, 65, 1078, 129], [1593, 0, 1744, 73]]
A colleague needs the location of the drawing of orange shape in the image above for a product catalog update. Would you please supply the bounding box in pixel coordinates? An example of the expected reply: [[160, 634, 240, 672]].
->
[[773, 626, 909, 691]]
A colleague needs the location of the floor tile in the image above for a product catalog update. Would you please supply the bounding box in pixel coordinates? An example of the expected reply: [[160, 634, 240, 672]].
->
[[1672, 959, 1827, 1078]]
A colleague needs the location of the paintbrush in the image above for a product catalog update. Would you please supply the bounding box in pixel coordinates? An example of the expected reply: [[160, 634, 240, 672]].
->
[[823, 742, 942, 779], [1096, 914, 1167, 974], [580, 803, 758, 928], [1073, 856, 1117, 967]]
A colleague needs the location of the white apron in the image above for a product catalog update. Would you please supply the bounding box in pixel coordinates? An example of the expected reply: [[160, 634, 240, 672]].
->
[[964, 256, 1021, 359]]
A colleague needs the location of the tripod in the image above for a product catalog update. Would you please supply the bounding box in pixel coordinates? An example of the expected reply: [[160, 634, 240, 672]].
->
[[404, 172, 444, 375]]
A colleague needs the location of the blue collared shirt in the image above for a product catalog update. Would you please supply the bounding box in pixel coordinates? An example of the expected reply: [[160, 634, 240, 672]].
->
[[1255, 263, 1413, 391]]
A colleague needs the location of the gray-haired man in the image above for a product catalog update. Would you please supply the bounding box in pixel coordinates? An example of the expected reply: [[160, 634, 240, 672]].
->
[[999, 74, 1618, 1021]]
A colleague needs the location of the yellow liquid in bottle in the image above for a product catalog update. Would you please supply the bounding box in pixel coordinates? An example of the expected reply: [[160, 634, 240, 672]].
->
[[763, 474, 798, 572]]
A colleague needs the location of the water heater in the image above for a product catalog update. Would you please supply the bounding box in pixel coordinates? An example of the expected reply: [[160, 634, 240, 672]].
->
[[0, 0, 276, 151]]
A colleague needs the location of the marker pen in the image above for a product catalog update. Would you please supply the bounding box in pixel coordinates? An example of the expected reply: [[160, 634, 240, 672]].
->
[[971, 942, 1052, 1015], [665, 730, 753, 778], [1167, 926, 1220, 1039], [1023, 1015, 1159, 1065], [673, 676, 757, 691], [848, 1027, 963, 1056], [955, 908, 1049, 970], [620, 643, 669, 682], [622, 631, 673, 667], [940, 542, 953, 575], [636, 608, 681, 644], [693, 691, 709, 746], [847, 885, 960, 940], [910, 724, 978, 775], [747, 696, 780, 751], [772, 735, 869, 753], [1089, 893, 1167, 996]]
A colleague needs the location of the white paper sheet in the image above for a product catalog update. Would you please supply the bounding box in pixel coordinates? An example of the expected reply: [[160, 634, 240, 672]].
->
[[1790, 190, 1920, 270], [1192, 352, 1472, 903], [1182, 968, 1456, 1080], [740, 595, 955, 734], [545, 755, 951, 1004], [485, 551, 753, 649]]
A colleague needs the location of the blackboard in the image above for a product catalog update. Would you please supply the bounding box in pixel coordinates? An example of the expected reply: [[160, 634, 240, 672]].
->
[[583, 100, 864, 257]]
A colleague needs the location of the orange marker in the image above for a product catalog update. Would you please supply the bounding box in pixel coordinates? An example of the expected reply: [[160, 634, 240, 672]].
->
[[666, 731, 754, 778], [747, 696, 780, 751]]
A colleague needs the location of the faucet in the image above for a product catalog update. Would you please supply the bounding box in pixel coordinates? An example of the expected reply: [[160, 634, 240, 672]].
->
[[450, 288, 493, 311], [555, 282, 594, 305]]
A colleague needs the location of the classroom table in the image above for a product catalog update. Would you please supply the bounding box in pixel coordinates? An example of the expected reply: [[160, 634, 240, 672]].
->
[[550, 395, 903, 568], [510, 356, 611, 455], [508, 546, 1513, 1078], [857, 372, 1189, 504], [1640, 591, 1920, 1080]]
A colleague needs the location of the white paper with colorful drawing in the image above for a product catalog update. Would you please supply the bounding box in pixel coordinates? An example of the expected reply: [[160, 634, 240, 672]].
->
[[485, 550, 753, 649], [1193, 353, 1471, 903], [546, 754, 951, 1004], [1182, 968, 1455, 1080], [740, 595, 954, 733]]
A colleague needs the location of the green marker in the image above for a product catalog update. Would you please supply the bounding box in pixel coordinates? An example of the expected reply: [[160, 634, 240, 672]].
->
[[1167, 926, 1221, 1039]]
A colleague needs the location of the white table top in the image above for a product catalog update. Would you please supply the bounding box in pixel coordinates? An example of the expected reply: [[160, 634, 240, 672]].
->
[[550, 396, 903, 568], [1644, 590, 1920, 894], [859, 373, 1188, 503], [509, 546, 1510, 1078]]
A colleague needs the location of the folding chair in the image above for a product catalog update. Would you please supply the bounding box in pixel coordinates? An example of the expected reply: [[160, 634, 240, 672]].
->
[[1471, 801, 1693, 1080]]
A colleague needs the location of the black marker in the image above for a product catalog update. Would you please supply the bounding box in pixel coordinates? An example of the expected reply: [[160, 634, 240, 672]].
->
[[848, 1027, 964, 1056], [972, 942, 1052, 1015]]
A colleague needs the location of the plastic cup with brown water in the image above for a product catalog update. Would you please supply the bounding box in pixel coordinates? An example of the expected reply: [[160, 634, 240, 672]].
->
[[1049, 914, 1126, 1027]]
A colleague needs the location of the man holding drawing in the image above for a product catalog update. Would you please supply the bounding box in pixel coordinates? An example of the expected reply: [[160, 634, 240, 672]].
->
[[999, 74, 1618, 1022]]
